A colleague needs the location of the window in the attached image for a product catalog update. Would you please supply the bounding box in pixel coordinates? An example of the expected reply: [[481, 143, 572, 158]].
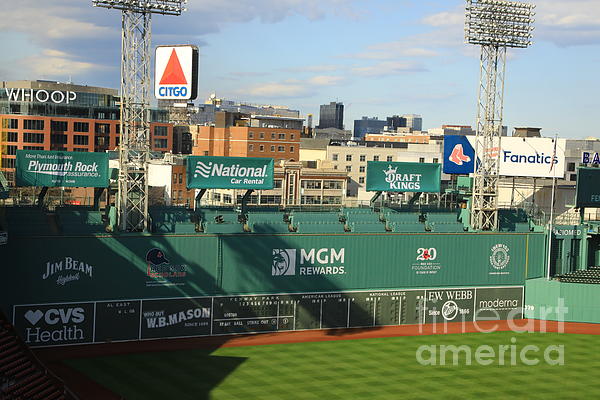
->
[[6, 145, 17, 155], [259, 144, 264, 152], [8, 119, 18, 129], [289, 146, 295, 153], [322, 196, 341, 205], [567, 162, 576, 172], [24, 119, 44, 130], [74, 122, 89, 132], [259, 132, 265, 139], [271, 133, 276, 139], [360, 155, 366, 162], [290, 134, 295, 140], [1, 158, 15, 168], [179, 174, 183, 184], [203, 151, 209, 156], [433, 158, 439, 164], [274, 180, 283, 189], [173, 173, 177, 183], [154, 126, 168, 137], [51, 121, 68, 132], [95, 123, 110, 134], [73, 135, 89, 145], [373, 155, 379, 161], [359, 176, 365, 184], [323, 180, 342, 190], [116, 124, 120, 134], [359, 166, 365, 173], [301, 195, 321, 205], [23, 146, 44, 150], [249, 144, 254, 152], [153, 139, 168, 148], [51, 134, 67, 144], [212, 193, 221, 201], [223, 194, 232, 204], [249, 132, 254, 139], [419, 157, 425, 163], [332, 154, 339, 161], [301, 180, 322, 189], [270, 145, 276, 152], [570, 174, 577, 182], [7, 132, 18, 142], [346, 154, 352, 162], [278, 133, 286, 140], [73, 148, 88, 152], [95, 136, 107, 146], [278, 145, 285, 152], [23, 132, 44, 143], [387, 156, 393, 162], [260, 195, 282, 205], [345, 165, 352, 172]]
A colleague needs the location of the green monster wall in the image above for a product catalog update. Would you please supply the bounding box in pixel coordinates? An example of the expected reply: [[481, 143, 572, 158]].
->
[[0, 232, 545, 347]]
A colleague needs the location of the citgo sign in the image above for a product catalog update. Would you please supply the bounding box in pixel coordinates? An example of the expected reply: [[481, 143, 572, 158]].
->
[[155, 45, 198, 100], [186, 156, 274, 190]]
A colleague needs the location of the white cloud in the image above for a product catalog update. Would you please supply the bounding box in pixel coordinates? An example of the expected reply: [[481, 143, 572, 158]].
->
[[239, 81, 313, 98], [19, 49, 102, 77], [351, 61, 426, 77], [307, 75, 345, 86]]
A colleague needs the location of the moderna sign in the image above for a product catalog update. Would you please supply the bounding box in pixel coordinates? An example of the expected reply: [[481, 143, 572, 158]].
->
[[155, 45, 198, 100], [443, 136, 565, 178]]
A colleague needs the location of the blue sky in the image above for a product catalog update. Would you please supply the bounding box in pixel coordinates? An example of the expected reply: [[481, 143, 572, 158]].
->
[[1, 0, 599, 138]]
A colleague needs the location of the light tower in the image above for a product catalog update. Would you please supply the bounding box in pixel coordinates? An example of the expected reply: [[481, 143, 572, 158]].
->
[[465, 0, 535, 231], [92, 0, 186, 231]]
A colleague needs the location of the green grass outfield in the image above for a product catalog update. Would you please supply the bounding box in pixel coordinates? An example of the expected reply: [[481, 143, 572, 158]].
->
[[65, 331, 600, 400]]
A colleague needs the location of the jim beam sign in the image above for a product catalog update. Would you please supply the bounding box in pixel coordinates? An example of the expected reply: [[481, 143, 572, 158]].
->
[[186, 156, 274, 190]]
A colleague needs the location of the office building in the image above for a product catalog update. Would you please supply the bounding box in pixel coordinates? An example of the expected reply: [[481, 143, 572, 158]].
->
[[191, 111, 301, 161], [318, 102, 344, 130], [0, 80, 172, 184], [402, 114, 422, 131], [353, 117, 387, 140]]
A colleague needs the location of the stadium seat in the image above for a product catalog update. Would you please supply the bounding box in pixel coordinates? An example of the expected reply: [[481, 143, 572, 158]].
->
[[428, 222, 465, 233], [203, 222, 244, 234], [348, 222, 387, 233], [251, 222, 290, 233], [389, 222, 426, 233], [5, 207, 54, 236], [149, 206, 197, 234], [295, 221, 346, 234], [56, 208, 107, 235]]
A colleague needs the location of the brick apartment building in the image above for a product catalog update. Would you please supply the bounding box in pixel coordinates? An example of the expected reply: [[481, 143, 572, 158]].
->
[[0, 80, 172, 184], [191, 111, 301, 161]]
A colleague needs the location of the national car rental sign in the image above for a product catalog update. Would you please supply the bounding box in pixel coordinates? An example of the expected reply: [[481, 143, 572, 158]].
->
[[155, 45, 198, 100]]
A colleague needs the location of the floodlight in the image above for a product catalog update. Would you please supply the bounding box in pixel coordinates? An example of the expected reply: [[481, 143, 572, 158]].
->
[[465, 0, 535, 48], [92, 0, 185, 15]]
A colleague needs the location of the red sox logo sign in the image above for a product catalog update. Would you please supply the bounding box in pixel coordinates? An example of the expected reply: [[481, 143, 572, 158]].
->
[[416, 248, 437, 261]]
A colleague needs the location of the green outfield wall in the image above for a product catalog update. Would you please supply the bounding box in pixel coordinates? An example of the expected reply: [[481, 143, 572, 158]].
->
[[0, 232, 544, 347], [525, 278, 600, 323]]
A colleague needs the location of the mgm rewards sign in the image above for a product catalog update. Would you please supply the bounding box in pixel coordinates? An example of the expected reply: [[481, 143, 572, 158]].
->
[[366, 161, 441, 192], [16, 150, 109, 188], [187, 156, 274, 190]]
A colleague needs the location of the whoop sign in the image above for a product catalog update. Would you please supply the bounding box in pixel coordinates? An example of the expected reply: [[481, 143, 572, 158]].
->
[[16, 150, 109, 188], [366, 161, 441, 192], [155, 45, 198, 100], [186, 156, 274, 190]]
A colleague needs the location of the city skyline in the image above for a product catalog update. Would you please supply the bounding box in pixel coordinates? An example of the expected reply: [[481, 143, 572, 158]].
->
[[1, 0, 599, 137]]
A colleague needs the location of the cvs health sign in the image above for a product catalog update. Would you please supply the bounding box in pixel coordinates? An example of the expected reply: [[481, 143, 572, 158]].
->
[[155, 45, 199, 100]]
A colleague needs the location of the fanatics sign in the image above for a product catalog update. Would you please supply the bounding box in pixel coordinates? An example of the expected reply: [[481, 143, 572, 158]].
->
[[154, 45, 198, 100]]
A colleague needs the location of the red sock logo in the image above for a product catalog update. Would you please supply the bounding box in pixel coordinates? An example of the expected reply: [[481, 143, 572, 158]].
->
[[449, 144, 471, 165]]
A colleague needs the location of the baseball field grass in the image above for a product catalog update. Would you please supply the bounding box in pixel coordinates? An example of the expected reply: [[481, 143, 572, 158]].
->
[[65, 331, 600, 399]]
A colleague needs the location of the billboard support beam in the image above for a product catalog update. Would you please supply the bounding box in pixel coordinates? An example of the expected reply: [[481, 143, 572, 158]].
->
[[92, 0, 186, 232], [36, 187, 48, 208], [465, 0, 535, 231]]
